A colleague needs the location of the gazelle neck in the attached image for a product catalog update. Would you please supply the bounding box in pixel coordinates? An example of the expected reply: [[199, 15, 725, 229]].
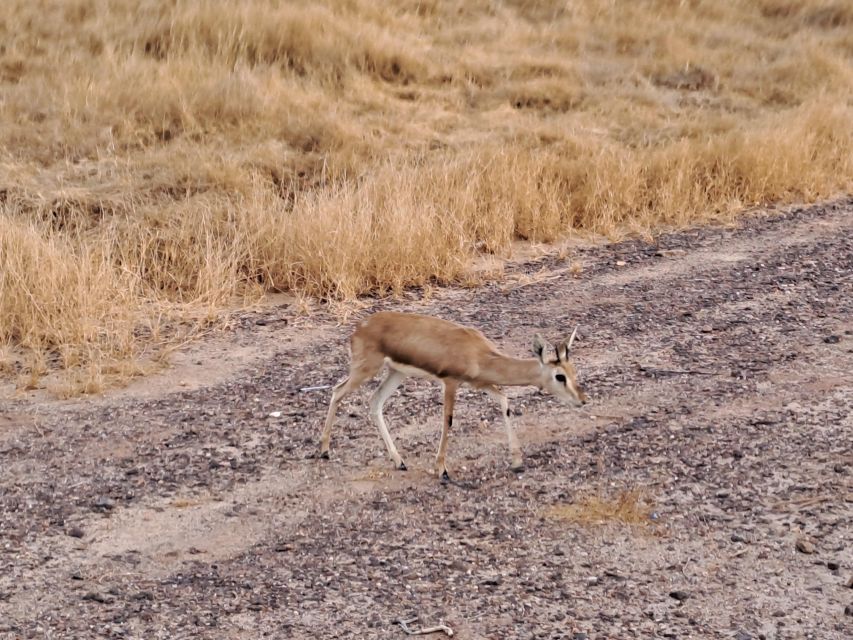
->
[[483, 354, 542, 387]]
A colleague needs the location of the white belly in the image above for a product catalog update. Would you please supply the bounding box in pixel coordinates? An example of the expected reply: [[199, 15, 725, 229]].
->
[[386, 358, 440, 380]]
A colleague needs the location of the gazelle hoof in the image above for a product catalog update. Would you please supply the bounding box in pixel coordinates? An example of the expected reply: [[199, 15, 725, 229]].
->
[[397, 461, 407, 471], [510, 463, 525, 473], [441, 470, 450, 483], [318, 450, 330, 460]]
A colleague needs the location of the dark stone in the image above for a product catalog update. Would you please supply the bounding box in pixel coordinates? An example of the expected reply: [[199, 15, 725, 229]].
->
[[82, 592, 112, 604], [669, 590, 690, 602], [91, 497, 115, 511]]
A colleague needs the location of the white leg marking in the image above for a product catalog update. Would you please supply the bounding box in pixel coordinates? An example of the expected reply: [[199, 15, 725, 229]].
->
[[369, 370, 406, 467], [484, 385, 522, 470]]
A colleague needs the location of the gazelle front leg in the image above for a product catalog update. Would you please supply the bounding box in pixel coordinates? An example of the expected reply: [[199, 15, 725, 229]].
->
[[484, 385, 523, 471], [435, 379, 458, 482]]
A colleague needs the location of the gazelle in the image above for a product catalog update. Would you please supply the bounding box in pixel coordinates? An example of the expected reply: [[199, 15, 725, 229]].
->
[[319, 311, 587, 480]]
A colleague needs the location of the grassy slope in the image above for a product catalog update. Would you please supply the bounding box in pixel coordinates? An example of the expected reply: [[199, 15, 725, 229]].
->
[[1, 0, 852, 393]]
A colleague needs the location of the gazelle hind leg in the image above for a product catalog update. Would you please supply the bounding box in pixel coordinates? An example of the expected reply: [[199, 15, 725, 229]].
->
[[369, 369, 407, 469], [319, 349, 382, 457], [435, 380, 458, 481], [484, 385, 523, 471]]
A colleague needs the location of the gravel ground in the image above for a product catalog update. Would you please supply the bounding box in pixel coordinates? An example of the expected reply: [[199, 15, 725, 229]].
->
[[1, 198, 851, 639]]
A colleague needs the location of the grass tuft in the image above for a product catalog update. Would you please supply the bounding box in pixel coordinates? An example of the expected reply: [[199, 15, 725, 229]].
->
[[544, 489, 655, 527]]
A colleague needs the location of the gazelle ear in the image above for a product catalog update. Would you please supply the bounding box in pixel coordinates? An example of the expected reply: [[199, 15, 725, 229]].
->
[[557, 326, 578, 362], [533, 334, 551, 363]]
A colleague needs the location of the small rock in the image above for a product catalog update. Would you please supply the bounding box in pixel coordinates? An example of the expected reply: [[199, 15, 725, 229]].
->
[[823, 335, 840, 344], [845, 604, 853, 617], [66, 527, 85, 539], [82, 592, 112, 604], [573, 634, 588, 640], [846, 575, 853, 588], [731, 532, 747, 543], [834, 463, 847, 473], [827, 561, 840, 571], [734, 631, 752, 640], [796, 538, 816, 554], [715, 489, 730, 499], [700, 325, 714, 333], [269, 411, 282, 418], [91, 497, 115, 511], [669, 590, 690, 602], [481, 574, 502, 586], [615, 260, 626, 267]]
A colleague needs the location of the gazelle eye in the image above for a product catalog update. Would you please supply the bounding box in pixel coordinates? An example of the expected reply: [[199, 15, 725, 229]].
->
[[555, 373, 567, 384]]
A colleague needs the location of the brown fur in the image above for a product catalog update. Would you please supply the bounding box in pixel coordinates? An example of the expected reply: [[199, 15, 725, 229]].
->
[[355, 312, 508, 383]]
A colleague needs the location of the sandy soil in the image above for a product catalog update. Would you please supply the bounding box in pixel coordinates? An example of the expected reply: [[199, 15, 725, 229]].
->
[[1, 199, 851, 639]]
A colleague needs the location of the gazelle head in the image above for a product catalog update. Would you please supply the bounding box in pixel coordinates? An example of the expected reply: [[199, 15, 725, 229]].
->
[[533, 328, 587, 407]]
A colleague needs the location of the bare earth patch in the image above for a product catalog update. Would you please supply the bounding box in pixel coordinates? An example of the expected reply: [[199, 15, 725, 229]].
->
[[1, 199, 852, 638]]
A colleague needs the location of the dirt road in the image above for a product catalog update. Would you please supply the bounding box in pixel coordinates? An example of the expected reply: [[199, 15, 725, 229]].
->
[[1, 199, 851, 639]]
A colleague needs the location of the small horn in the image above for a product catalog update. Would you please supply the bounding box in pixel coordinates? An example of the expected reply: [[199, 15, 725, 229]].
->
[[567, 326, 579, 349]]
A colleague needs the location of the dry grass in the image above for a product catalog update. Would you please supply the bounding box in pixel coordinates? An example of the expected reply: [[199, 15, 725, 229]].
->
[[543, 488, 655, 527], [2, 0, 852, 392]]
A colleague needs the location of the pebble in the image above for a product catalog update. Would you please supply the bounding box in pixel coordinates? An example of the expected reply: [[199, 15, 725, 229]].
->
[[826, 561, 840, 571], [669, 590, 690, 602], [795, 538, 816, 554], [91, 497, 115, 511], [66, 527, 85, 539], [82, 592, 112, 604], [480, 574, 502, 586], [734, 631, 752, 640]]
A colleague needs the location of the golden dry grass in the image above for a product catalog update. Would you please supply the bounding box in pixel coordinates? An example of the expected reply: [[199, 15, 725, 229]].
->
[[2, 0, 852, 392], [543, 488, 655, 527]]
